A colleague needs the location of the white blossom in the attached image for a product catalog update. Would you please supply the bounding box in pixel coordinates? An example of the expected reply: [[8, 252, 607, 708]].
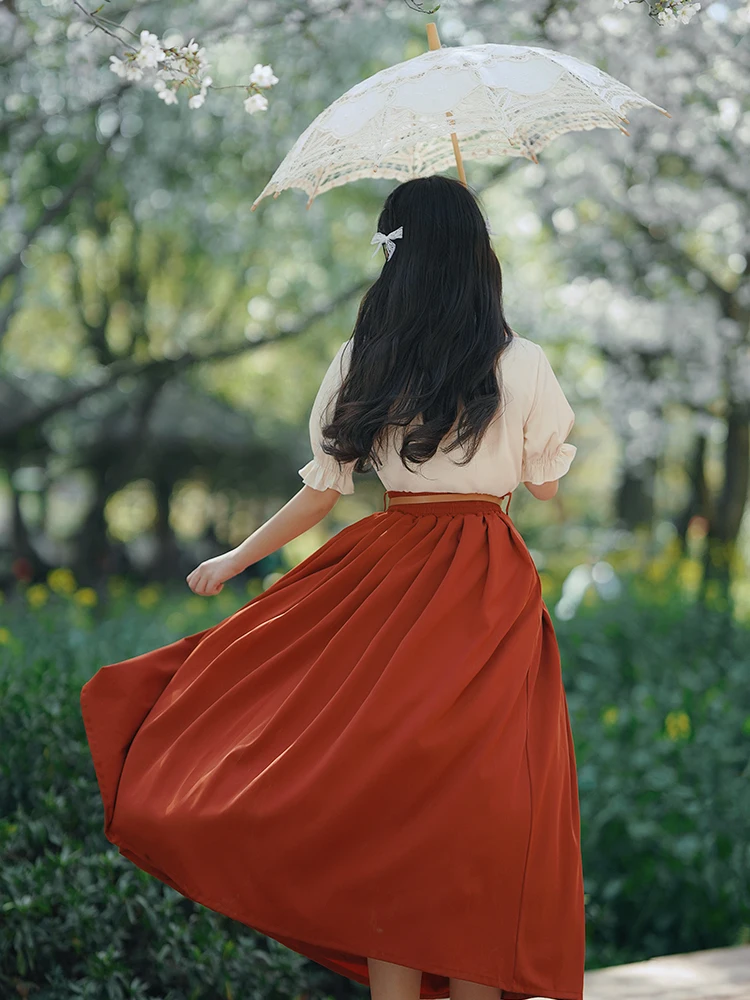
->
[[153, 78, 178, 104], [156, 86, 178, 105], [135, 30, 165, 69], [109, 55, 143, 81], [249, 63, 279, 88], [609, 0, 701, 26], [139, 30, 161, 49], [188, 75, 212, 110], [679, 2, 701, 24], [244, 93, 269, 114], [180, 39, 210, 71], [102, 22, 273, 116]]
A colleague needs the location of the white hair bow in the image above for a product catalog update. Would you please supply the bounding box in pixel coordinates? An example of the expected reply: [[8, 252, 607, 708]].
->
[[370, 226, 403, 261]]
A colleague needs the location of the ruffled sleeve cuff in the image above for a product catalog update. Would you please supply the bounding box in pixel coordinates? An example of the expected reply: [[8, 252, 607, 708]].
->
[[298, 457, 355, 495], [521, 442, 577, 485]]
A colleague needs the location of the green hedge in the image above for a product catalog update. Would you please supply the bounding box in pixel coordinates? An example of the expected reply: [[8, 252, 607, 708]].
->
[[0, 576, 748, 996], [0, 586, 361, 1000], [557, 580, 750, 968]]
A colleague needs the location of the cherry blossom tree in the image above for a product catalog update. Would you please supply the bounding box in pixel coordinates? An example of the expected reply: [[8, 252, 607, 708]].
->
[[519, 0, 750, 600], [1, 0, 745, 597]]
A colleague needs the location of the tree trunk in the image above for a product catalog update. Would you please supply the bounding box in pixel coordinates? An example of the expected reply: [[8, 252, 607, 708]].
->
[[151, 476, 183, 582], [701, 404, 750, 606], [675, 433, 710, 550], [73, 462, 115, 585], [7, 459, 46, 584], [615, 457, 657, 531]]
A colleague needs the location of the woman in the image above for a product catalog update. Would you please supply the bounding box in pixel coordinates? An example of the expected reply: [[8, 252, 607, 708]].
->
[[80, 174, 585, 1000]]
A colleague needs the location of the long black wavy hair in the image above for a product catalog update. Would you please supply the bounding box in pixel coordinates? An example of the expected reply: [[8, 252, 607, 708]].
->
[[321, 174, 515, 475]]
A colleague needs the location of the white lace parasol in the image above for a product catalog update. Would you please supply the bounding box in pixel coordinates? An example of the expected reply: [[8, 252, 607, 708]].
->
[[252, 40, 670, 209]]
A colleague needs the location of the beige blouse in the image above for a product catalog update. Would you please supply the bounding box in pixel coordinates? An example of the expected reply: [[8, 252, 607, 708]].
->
[[298, 335, 576, 496]]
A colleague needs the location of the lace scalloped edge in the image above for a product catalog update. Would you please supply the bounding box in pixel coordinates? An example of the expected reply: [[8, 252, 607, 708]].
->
[[298, 458, 355, 495], [521, 442, 577, 485]]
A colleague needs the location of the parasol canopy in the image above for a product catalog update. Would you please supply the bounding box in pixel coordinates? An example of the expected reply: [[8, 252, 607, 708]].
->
[[252, 39, 670, 209]]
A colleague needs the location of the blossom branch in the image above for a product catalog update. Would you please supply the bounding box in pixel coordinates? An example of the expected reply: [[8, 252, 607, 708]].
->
[[612, 0, 702, 24], [70, 2, 280, 114], [402, 0, 441, 12], [534, 0, 701, 24], [71, 0, 136, 48]]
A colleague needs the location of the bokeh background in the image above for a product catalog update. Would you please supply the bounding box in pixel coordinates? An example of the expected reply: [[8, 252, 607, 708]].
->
[[1, 0, 749, 997]]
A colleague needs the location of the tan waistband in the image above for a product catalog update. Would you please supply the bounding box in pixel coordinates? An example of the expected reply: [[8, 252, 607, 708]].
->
[[384, 491, 512, 513]]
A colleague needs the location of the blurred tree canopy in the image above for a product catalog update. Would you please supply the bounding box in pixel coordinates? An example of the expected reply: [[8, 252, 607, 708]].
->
[[0, 0, 748, 609]]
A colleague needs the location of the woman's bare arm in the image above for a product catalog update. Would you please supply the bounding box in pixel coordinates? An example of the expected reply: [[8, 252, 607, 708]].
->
[[523, 480, 560, 501], [229, 485, 342, 570], [187, 485, 342, 595]]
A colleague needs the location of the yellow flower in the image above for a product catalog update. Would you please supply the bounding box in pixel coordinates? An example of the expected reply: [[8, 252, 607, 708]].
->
[[0, 627, 11, 645], [665, 710, 691, 741], [47, 567, 77, 595], [136, 585, 161, 609], [677, 559, 702, 592], [26, 584, 49, 608], [645, 557, 670, 584], [601, 706, 619, 727], [73, 587, 98, 608], [663, 537, 682, 562]]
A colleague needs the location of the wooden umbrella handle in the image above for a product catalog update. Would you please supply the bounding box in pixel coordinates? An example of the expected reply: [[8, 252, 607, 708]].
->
[[426, 22, 467, 186]]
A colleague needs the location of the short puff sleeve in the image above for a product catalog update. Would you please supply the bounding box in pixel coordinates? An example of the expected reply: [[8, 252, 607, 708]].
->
[[521, 343, 577, 485], [298, 341, 356, 494]]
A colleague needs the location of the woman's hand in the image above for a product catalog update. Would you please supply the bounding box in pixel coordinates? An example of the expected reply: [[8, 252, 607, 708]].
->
[[186, 551, 242, 596]]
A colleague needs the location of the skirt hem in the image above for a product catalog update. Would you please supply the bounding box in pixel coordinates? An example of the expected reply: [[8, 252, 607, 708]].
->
[[110, 835, 583, 1000]]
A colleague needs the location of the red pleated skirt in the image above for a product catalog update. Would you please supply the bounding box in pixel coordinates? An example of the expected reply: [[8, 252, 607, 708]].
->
[[80, 491, 585, 1000]]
